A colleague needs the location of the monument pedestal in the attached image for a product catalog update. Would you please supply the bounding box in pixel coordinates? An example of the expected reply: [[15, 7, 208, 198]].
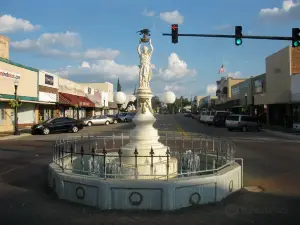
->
[[120, 87, 178, 178]]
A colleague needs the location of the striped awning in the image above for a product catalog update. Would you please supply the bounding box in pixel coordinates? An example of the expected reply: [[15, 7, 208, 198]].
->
[[58, 93, 95, 107]]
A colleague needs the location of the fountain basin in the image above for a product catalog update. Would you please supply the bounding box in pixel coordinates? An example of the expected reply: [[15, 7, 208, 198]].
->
[[49, 161, 241, 210]]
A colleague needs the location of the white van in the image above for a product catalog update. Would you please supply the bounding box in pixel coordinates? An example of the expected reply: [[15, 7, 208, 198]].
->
[[200, 111, 210, 123]]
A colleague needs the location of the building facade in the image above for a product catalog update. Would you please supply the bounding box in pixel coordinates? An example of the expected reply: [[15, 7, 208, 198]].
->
[[0, 35, 9, 60], [215, 77, 246, 109], [252, 46, 300, 127], [38, 70, 59, 121], [0, 58, 39, 132], [291, 74, 300, 129], [80, 82, 117, 114], [58, 78, 94, 119]]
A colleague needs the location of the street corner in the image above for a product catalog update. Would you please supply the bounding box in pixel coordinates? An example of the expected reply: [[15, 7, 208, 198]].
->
[[0, 133, 31, 141]]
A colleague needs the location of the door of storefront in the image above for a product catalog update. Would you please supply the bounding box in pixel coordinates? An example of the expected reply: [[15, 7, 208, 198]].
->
[[18, 103, 35, 124], [39, 105, 55, 121]]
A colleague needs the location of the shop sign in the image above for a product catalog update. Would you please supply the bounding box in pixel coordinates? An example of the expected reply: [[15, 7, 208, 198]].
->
[[0, 69, 21, 80], [254, 80, 263, 93], [79, 101, 91, 107], [45, 74, 54, 85]]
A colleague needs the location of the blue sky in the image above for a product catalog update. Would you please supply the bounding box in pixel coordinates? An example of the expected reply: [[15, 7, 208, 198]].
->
[[1, 0, 300, 98]]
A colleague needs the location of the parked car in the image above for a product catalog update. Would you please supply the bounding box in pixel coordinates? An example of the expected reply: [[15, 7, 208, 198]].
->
[[83, 115, 114, 126], [213, 112, 231, 127], [225, 114, 262, 132], [105, 114, 119, 124], [184, 112, 192, 117], [118, 112, 136, 122], [31, 117, 84, 135]]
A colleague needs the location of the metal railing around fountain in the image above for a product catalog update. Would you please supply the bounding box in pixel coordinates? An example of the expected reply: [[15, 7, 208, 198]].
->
[[51, 133, 236, 180]]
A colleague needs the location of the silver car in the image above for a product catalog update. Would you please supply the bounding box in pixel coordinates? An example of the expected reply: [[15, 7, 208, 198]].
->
[[83, 115, 114, 126]]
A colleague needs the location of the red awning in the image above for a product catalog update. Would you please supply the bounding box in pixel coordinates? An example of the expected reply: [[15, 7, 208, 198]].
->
[[59, 92, 95, 108]]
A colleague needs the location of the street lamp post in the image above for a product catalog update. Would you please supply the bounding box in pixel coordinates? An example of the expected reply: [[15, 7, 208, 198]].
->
[[14, 78, 20, 135], [76, 89, 80, 120], [244, 93, 248, 114], [114, 92, 126, 116]]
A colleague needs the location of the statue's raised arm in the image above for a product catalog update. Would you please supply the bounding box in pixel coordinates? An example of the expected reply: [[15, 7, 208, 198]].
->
[[149, 39, 154, 55], [137, 40, 142, 55]]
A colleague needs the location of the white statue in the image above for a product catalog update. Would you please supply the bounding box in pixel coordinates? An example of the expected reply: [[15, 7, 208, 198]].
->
[[137, 39, 154, 89]]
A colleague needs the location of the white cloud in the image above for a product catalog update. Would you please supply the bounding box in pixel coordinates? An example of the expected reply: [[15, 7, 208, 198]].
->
[[158, 53, 196, 80], [259, 0, 300, 20], [37, 31, 81, 48], [0, 14, 40, 33], [206, 84, 217, 94], [142, 8, 155, 17], [11, 31, 120, 60], [50, 52, 196, 97], [227, 71, 241, 78], [80, 61, 90, 68], [52, 60, 139, 81], [164, 83, 184, 92], [84, 48, 120, 60], [159, 11, 184, 24]]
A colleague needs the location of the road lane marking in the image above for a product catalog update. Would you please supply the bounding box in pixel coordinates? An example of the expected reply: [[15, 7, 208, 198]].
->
[[175, 124, 188, 137]]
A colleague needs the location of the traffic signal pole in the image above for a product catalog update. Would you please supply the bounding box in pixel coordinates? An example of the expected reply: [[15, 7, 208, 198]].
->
[[162, 33, 293, 41]]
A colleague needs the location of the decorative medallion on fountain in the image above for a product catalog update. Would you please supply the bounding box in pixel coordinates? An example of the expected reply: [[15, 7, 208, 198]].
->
[[76, 186, 85, 200], [189, 192, 201, 205], [129, 192, 143, 206]]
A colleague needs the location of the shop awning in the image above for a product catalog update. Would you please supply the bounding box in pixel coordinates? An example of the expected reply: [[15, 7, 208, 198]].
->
[[59, 92, 95, 108], [108, 101, 118, 109]]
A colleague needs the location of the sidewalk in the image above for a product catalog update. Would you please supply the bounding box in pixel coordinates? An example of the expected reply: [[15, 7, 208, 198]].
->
[[262, 125, 300, 140], [0, 129, 31, 140]]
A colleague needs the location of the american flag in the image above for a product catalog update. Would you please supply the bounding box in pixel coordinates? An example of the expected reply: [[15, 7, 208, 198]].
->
[[218, 65, 225, 74]]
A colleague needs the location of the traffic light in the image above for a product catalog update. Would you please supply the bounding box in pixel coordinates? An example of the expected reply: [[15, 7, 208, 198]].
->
[[172, 24, 178, 44], [292, 28, 300, 48], [235, 26, 243, 46]]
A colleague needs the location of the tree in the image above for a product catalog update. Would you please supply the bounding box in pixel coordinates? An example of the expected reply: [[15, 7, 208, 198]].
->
[[117, 78, 121, 92], [151, 96, 161, 112]]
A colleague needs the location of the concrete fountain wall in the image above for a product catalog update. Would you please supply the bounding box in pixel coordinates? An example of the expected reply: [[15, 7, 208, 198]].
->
[[48, 161, 242, 210]]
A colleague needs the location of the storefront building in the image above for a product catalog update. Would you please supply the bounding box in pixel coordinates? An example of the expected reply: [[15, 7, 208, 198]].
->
[[291, 74, 300, 129], [0, 58, 39, 132], [84, 86, 103, 116], [198, 95, 217, 110], [99, 91, 109, 115], [255, 46, 300, 127], [251, 73, 267, 123], [58, 78, 94, 119], [80, 82, 118, 114], [230, 79, 253, 114], [215, 77, 246, 109], [38, 70, 58, 122]]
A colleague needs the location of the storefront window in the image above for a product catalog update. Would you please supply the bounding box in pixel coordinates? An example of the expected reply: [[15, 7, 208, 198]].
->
[[0, 103, 5, 124], [293, 106, 300, 123]]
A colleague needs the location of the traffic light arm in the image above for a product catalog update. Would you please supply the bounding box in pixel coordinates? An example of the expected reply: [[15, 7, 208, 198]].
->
[[162, 33, 293, 41]]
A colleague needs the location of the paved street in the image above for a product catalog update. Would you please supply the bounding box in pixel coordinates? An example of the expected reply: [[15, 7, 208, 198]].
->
[[0, 114, 300, 225]]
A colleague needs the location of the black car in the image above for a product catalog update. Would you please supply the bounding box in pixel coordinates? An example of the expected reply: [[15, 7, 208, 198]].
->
[[31, 117, 84, 135], [213, 112, 230, 127]]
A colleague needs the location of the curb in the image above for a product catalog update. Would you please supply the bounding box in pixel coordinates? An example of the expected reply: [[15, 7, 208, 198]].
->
[[262, 129, 300, 140], [0, 133, 31, 140]]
